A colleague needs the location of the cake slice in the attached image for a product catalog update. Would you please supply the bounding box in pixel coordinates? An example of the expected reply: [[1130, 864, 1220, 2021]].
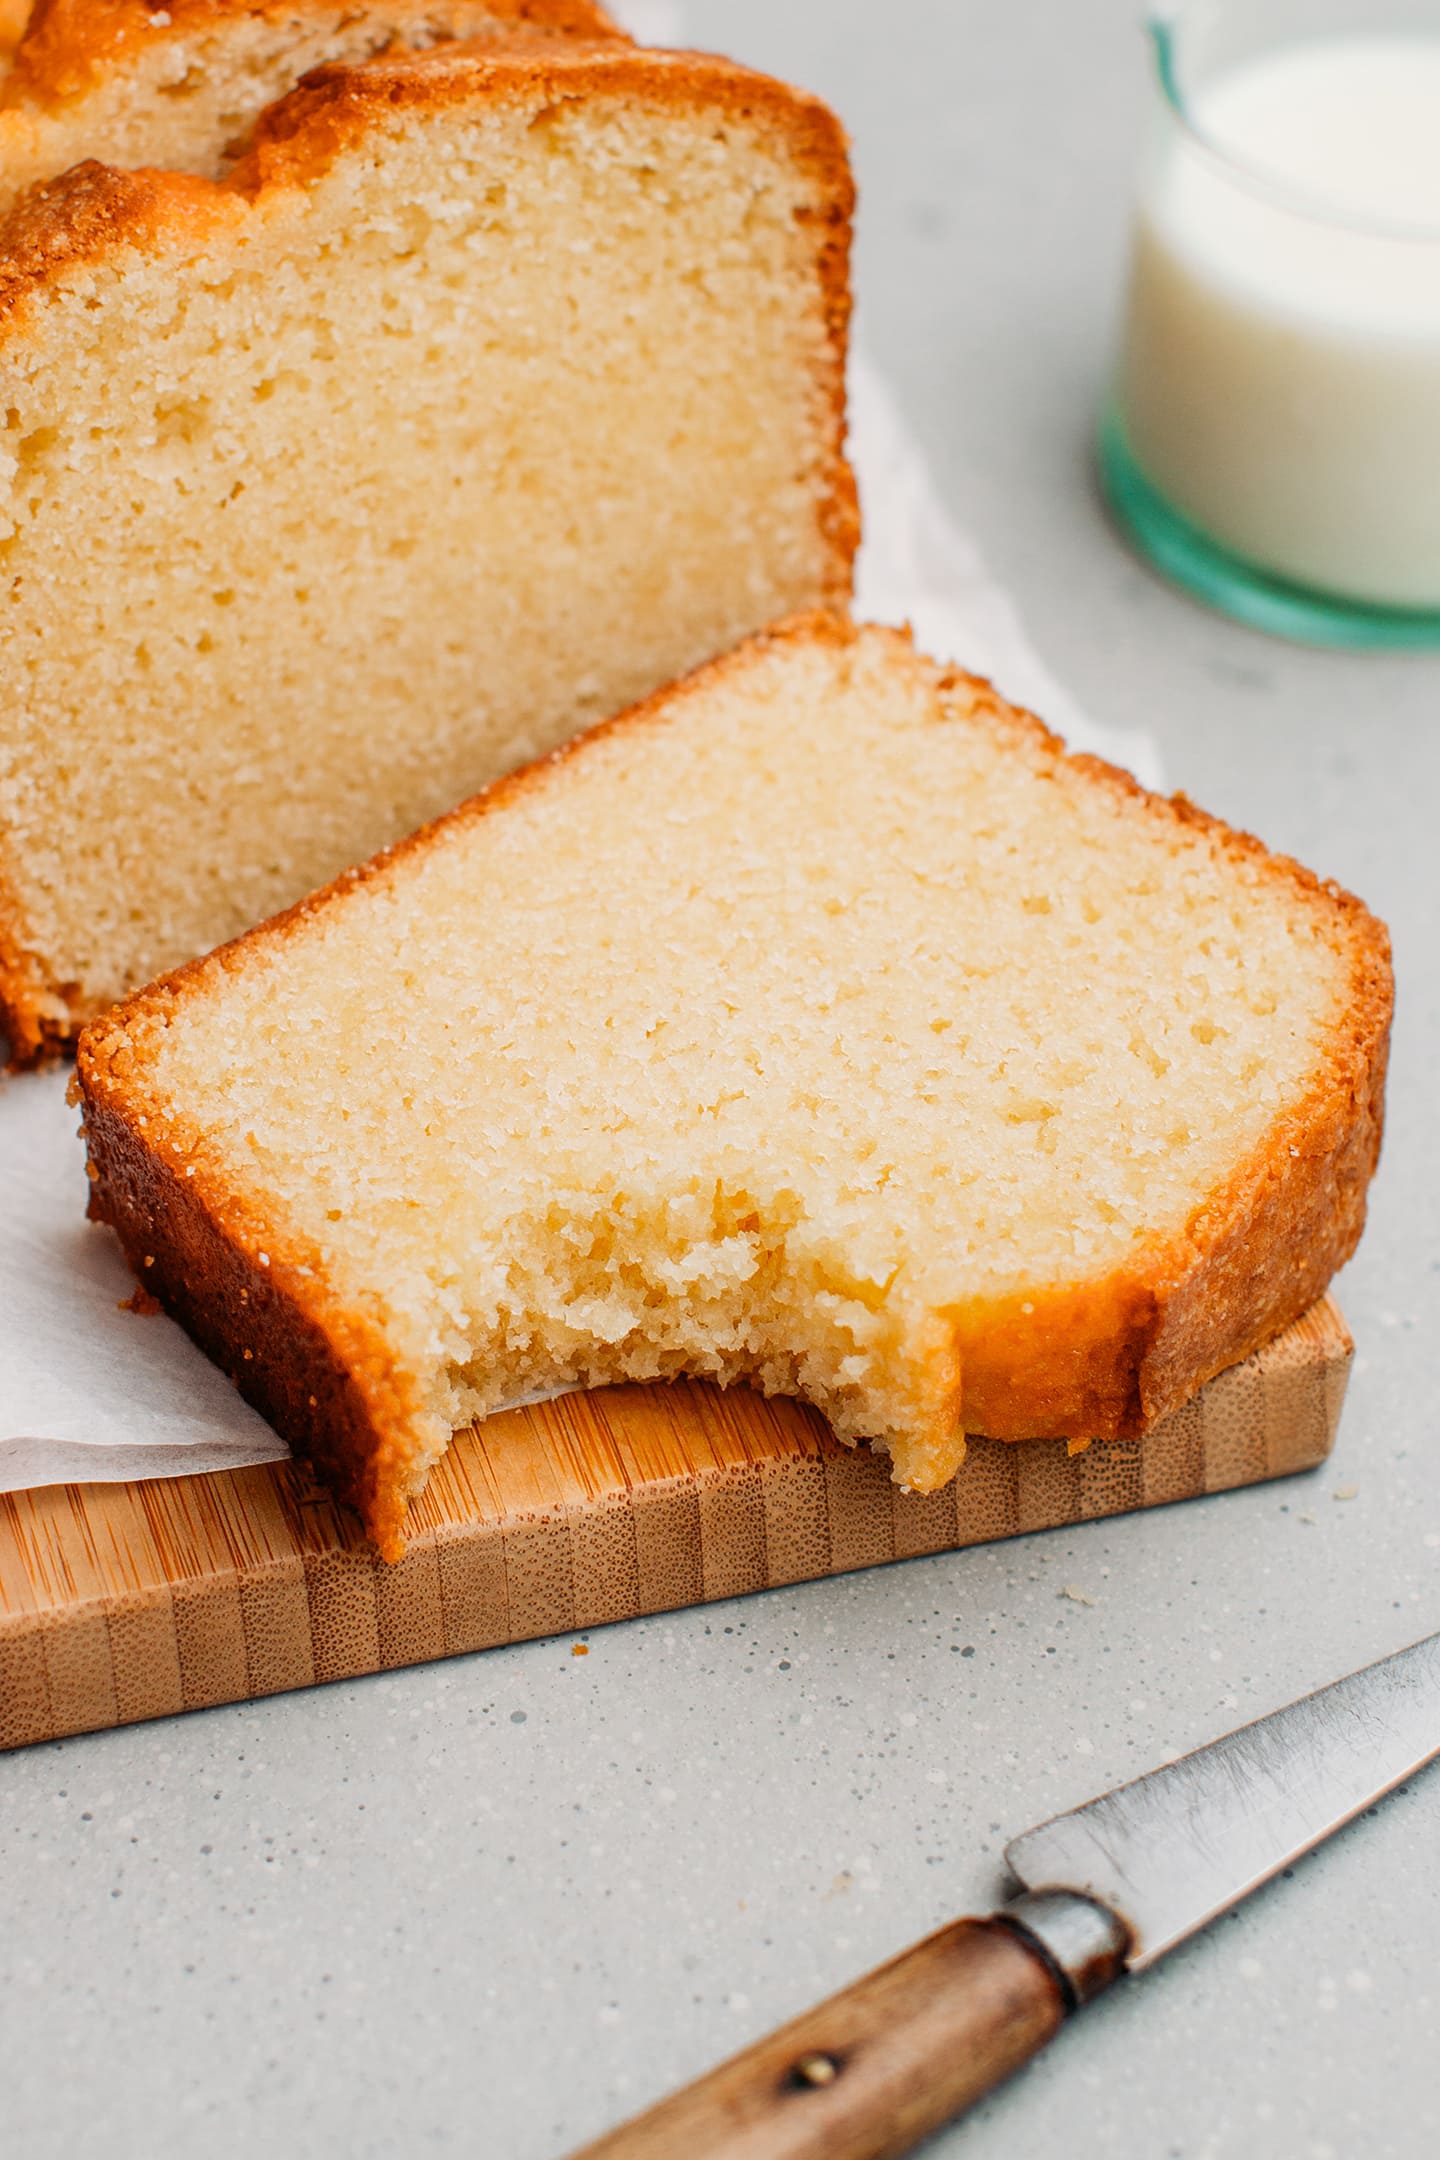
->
[[76, 614, 1393, 1561], [0, 39, 855, 1061], [0, 1, 624, 216]]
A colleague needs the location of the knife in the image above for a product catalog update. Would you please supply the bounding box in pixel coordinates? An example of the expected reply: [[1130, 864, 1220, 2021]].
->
[[567, 1626, 1440, 2160]]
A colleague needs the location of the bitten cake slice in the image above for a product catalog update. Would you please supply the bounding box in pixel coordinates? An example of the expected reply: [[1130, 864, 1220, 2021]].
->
[[0, 38, 855, 1060], [77, 615, 1393, 1561], [0, 1, 624, 217]]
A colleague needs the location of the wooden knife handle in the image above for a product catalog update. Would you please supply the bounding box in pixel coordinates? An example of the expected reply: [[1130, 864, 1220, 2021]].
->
[[567, 1916, 1069, 2160]]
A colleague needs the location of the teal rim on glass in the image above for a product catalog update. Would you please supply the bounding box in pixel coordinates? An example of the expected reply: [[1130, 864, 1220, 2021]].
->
[[1099, 409, 1440, 652], [1105, 2, 1440, 650]]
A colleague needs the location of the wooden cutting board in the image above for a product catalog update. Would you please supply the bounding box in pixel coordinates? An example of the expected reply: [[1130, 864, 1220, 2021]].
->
[[0, 1297, 1351, 1750]]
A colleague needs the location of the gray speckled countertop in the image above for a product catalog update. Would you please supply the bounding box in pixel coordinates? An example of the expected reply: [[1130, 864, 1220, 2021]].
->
[[4, 4, 1439, 2155]]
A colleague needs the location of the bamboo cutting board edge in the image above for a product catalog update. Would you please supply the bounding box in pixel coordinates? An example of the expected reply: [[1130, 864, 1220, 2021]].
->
[[0, 1295, 1352, 1750]]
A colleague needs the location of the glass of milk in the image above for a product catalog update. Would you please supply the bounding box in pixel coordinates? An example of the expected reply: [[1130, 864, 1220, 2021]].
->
[[1102, 0, 1440, 646]]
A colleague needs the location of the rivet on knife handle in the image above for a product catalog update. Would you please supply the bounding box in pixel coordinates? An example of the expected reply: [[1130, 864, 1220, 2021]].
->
[[563, 1891, 1129, 2160]]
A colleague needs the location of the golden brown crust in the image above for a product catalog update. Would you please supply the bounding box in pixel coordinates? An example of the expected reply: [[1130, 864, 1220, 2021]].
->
[[80, 1071, 426, 1559], [0, 858, 41, 1066], [75, 612, 1394, 1554], [0, 156, 241, 318], [7, 0, 623, 105], [0, 1, 29, 61]]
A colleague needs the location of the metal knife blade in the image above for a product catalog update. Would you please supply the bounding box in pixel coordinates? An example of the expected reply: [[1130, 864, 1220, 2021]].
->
[[1006, 1626, 1440, 1970]]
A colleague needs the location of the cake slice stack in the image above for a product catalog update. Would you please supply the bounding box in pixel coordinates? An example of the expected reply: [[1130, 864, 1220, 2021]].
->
[[0, 34, 855, 1059], [77, 616, 1392, 1559], [0, 0, 625, 214]]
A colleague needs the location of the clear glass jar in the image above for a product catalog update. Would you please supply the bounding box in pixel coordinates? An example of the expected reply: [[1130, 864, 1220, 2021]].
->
[[1101, 0, 1440, 647]]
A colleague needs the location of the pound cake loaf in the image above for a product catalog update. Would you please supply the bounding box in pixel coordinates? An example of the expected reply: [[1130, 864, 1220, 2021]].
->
[[0, 39, 855, 1062], [0, 1, 624, 217], [77, 614, 1393, 1561]]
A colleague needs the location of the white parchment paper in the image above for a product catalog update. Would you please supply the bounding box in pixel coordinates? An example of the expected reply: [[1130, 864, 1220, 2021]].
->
[[0, 76, 1161, 1491]]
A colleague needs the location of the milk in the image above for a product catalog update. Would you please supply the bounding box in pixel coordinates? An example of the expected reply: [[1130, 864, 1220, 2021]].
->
[[1117, 37, 1440, 609]]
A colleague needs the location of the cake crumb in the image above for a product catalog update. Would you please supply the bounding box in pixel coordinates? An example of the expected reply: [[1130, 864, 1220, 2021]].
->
[[1059, 1584, 1096, 1607]]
